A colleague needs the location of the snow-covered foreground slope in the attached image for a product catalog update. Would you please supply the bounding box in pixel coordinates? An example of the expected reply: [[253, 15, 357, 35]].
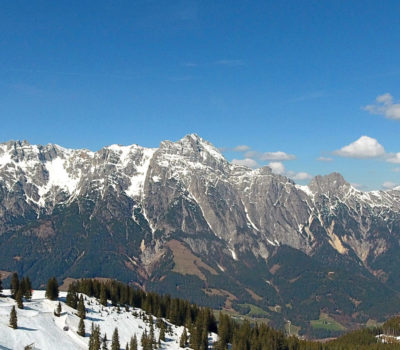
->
[[0, 290, 213, 350]]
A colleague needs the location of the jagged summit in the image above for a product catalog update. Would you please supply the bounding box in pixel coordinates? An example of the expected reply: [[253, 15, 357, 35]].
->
[[308, 172, 351, 194], [1, 135, 400, 331]]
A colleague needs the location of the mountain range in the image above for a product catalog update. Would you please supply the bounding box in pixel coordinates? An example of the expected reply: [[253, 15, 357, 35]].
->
[[1, 134, 400, 336]]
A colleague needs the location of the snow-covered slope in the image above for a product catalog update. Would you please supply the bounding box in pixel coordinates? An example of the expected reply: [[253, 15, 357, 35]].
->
[[0, 290, 209, 350], [2, 135, 400, 330]]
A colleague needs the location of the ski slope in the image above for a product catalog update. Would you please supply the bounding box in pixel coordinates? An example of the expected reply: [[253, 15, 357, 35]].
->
[[0, 290, 215, 349]]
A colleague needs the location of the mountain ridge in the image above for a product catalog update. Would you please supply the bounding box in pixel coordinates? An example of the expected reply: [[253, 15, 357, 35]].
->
[[1, 134, 400, 335]]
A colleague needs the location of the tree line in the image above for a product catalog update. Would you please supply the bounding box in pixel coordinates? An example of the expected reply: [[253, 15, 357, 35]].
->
[[3, 274, 400, 349]]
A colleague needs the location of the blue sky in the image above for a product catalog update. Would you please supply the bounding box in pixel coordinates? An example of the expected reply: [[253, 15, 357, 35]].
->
[[1, 1, 399, 190]]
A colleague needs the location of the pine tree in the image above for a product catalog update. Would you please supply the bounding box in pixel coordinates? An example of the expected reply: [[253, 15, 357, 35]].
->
[[54, 302, 62, 317], [111, 327, 120, 350], [89, 323, 101, 350], [159, 324, 166, 343], [77, 317, 85, 336], [9, 305, 17, 329], [150, 323, 155, 347], [45, 277, 59, 300], [66, 284, 79, 309], [21, 276, 32, 301], [10, 272, 19, 299], [141, 329, 151, 350], [16, 287, 24, 309], [102, 333, 108, 350], [125, 342, 129, 350], [100, 284, 107, 306], [180, 328, 188, 348], [77, 294, 86, 319], [130, 335, 138, 350]]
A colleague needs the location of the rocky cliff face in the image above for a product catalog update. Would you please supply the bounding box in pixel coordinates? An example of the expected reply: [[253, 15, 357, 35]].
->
[[1, 134, 400, 333]]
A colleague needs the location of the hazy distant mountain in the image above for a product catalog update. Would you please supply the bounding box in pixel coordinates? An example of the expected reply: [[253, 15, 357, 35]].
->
[[1, 134, 400, 335]]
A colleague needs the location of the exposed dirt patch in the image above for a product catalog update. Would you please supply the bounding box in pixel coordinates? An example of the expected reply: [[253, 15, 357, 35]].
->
[[203, 288, 237, 312], [31, 220, 56, 238], [0, 270, 12, 280], [246, 288, 263, 301], [167, 239, 218, 281], [289, 276, 301, 283], [269, 264, 280, 275]]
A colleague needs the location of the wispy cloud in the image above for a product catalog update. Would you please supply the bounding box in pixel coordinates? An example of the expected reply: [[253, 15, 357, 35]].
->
[[228, 144, 310, 181], [232, 158, 259, 168], [168, 75, 196, 82], [289, 91, 326, 103], [245, 150, 296, 161], [233, 145, 251, 152], [287, 171, 313, 181], [182, 62, 198, 67], [351, 183, 369, 191], [182, 59, 245, 68], [268, 162, 312, 181], [268, 161, 286, 175], [7, 67, 137, 81], [386, 152, 400, 164], [363, 93, 400, 120], [382, 181, 398, 190], [317, 156, 333, 162], [214, 59, 245, 67]]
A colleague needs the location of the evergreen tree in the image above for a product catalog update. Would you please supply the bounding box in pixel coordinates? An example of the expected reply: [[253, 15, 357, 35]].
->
[[45, 277, 59, 300], [130, 335, 138, 350], [77, 294, 86, 319], [66, 284, 79, 309], [141, 329, 152, 350], [100, 284, 107, 306], [179, 328, 188, 348], [77, 317, 85, 336], [125, 342, 129, 350], [150, 323, 155, 347], [102, 333, 108, 350], [9, 305, 17, 329], [89, 323, 101, 350], [111, 327, 120, 350], [16, 287, 24, 309], [10, 272, 19, 299], [159, 325, 166, 343], [54, 302, 62, 317], [0, 273, 2, 294], [215, 313, 233, 350], [21, 276, 32, 301]]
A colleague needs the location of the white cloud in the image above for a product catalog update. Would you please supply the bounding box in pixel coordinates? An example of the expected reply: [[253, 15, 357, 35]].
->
[[364, 93, 400, 120], [260, 151, 296, 161], [382, 181, 398, 189], [393, 167, 400, 173], [351, 183, 368, 190], [232, 158, 259, 168], [317, 156, 333, 162], [268, 161, 286, 175], [386, 152, 400, 164], [233, 145, 251, 152], [287, 171, 313, 181], [334, 136, 385, 159], [245, 150, 296, 161]]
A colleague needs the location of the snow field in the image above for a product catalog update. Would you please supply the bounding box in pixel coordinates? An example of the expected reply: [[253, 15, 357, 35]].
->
[[0, 290, 209, 350]]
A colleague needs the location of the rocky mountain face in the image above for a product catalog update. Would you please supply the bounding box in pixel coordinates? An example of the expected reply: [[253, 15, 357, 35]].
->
[[1, 134, 400, 335]]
